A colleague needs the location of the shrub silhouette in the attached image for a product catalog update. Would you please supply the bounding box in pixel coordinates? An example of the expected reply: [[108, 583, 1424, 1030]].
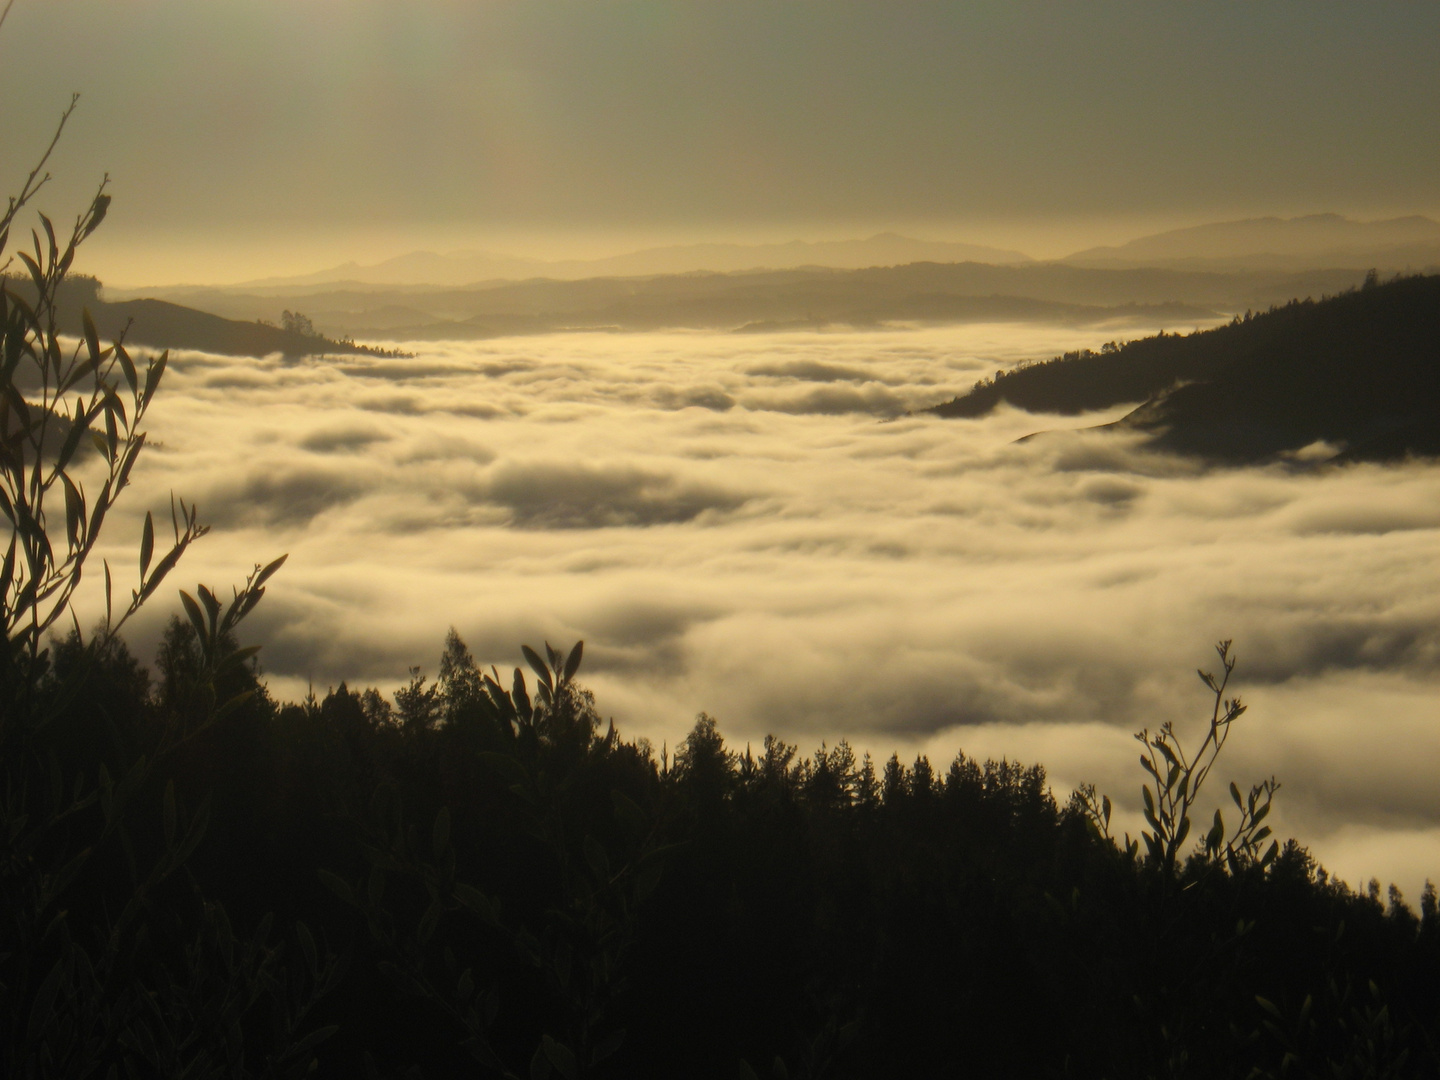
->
[[0, 56, 333, 1078]]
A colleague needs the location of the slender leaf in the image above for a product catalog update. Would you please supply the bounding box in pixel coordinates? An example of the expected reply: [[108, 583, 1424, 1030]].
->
[[179, 589, 207, 643], [115, 341, 137, 394], [139, 510, 154, 577], [522, 644, 552, 689], [563, 639, 583, 682], [81, 306, 100, 366]]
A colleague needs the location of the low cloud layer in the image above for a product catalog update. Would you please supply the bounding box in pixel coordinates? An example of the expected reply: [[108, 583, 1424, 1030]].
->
[[204, 466, 367, 527], [90, 323, 1440, 901], [478, 460, 750, 529]]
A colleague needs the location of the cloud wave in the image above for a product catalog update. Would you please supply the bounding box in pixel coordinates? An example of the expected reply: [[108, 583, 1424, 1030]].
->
[[92, 322, 1440, 900]]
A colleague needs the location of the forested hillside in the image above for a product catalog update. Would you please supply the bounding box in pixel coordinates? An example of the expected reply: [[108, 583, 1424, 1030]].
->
[[928, 273, 1440, 463]]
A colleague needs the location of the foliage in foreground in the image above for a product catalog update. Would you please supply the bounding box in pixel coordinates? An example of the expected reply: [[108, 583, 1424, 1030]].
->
[[11, 621, 1440, 1080]]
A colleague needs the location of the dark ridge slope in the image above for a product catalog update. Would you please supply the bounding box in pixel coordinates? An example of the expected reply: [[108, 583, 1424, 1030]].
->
[[78, 297, 372, 358], [10, 276, 380, 358], [1129, 275, 1440, 461], [927, 274, 1440, 463], [928, 328, 1236, 419]]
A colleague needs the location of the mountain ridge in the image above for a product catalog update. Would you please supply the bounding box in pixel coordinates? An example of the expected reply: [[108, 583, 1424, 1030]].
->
[[203, 233, 1036, 290], [118, 262, 1371, 342], [926, 273, 1440, 464], [1063, 213, 1440, 272]]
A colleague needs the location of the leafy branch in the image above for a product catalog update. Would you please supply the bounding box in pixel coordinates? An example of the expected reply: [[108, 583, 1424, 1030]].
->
[[1077, 641, 1280, 877]]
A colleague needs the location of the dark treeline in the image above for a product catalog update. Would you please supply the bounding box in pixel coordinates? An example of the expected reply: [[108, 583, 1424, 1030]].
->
[[11, 619, 1440, 1079], [928, 272, 1440, 464]]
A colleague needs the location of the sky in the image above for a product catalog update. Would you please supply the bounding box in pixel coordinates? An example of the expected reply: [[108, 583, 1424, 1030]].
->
[[81, 322, 1440, 903], [1, 0, 1437, 283]]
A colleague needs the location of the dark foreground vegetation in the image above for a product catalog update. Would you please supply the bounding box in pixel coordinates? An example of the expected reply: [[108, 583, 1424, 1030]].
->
[[5, 70, 1439, 1080], [9, 624, 1440, 1079], [929, 272, 1440, 463]]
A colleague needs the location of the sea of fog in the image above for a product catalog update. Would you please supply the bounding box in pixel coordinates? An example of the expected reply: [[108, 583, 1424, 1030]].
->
[[88, 322, 1440, 900]]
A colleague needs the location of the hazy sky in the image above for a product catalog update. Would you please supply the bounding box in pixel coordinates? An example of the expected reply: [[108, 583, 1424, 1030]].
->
[[2, 0, 1438, 282]]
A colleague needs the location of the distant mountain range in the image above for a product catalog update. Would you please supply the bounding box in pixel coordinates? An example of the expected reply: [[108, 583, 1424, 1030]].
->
[[927, 273, 1440, 464], [123, 263, 1378, 344], [163, 214, 1440, 292], [65, 213, 1439, 357], [1061, 214, 1440, 273], [224, 233, 1035, 290]]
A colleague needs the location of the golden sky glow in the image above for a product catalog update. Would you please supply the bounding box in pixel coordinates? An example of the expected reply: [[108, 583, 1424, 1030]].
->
[[1, 0, 1436, 284]]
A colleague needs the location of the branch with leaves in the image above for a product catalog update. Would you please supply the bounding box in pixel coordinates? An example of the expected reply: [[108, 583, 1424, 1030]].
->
[[0, 177, 202, 679], [1077, 641, 1280, 878]]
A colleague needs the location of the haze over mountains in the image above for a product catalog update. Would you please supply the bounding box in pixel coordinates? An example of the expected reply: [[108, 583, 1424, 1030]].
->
[[226, 234, 1035, 290], [158, 214, 1440, 294], [106, 262, 1368, 347], [83, 213, 1438, 354], [1062, 213, 1440, 272]]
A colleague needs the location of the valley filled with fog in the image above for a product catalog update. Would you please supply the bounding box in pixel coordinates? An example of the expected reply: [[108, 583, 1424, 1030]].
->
[[91, 320, 1440, 899]]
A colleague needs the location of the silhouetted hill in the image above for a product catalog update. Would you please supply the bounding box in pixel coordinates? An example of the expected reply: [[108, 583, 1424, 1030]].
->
[[80, 297, 375, 358], [1125, 275, 1440, 461], [1064, 214, 1440, 273], [13, 276, 382, 358], [928, 274, 1440, 464]]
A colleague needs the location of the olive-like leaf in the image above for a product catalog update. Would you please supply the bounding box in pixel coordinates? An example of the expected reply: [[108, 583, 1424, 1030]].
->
[[139, 511, 154, 578], [254, 552, 288, 588], [1206, 809, 1224, 851], [521, 644, 552, 689], [61, 472, 84, 548], [179, 590, 207, 643], [512, 668, 532, 720], [83, 193, 111, 239], [142, 351, 168, 409], [81, 307, 101, 367], [563, 640, 583, 682], [115, 342, 137, 395]]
